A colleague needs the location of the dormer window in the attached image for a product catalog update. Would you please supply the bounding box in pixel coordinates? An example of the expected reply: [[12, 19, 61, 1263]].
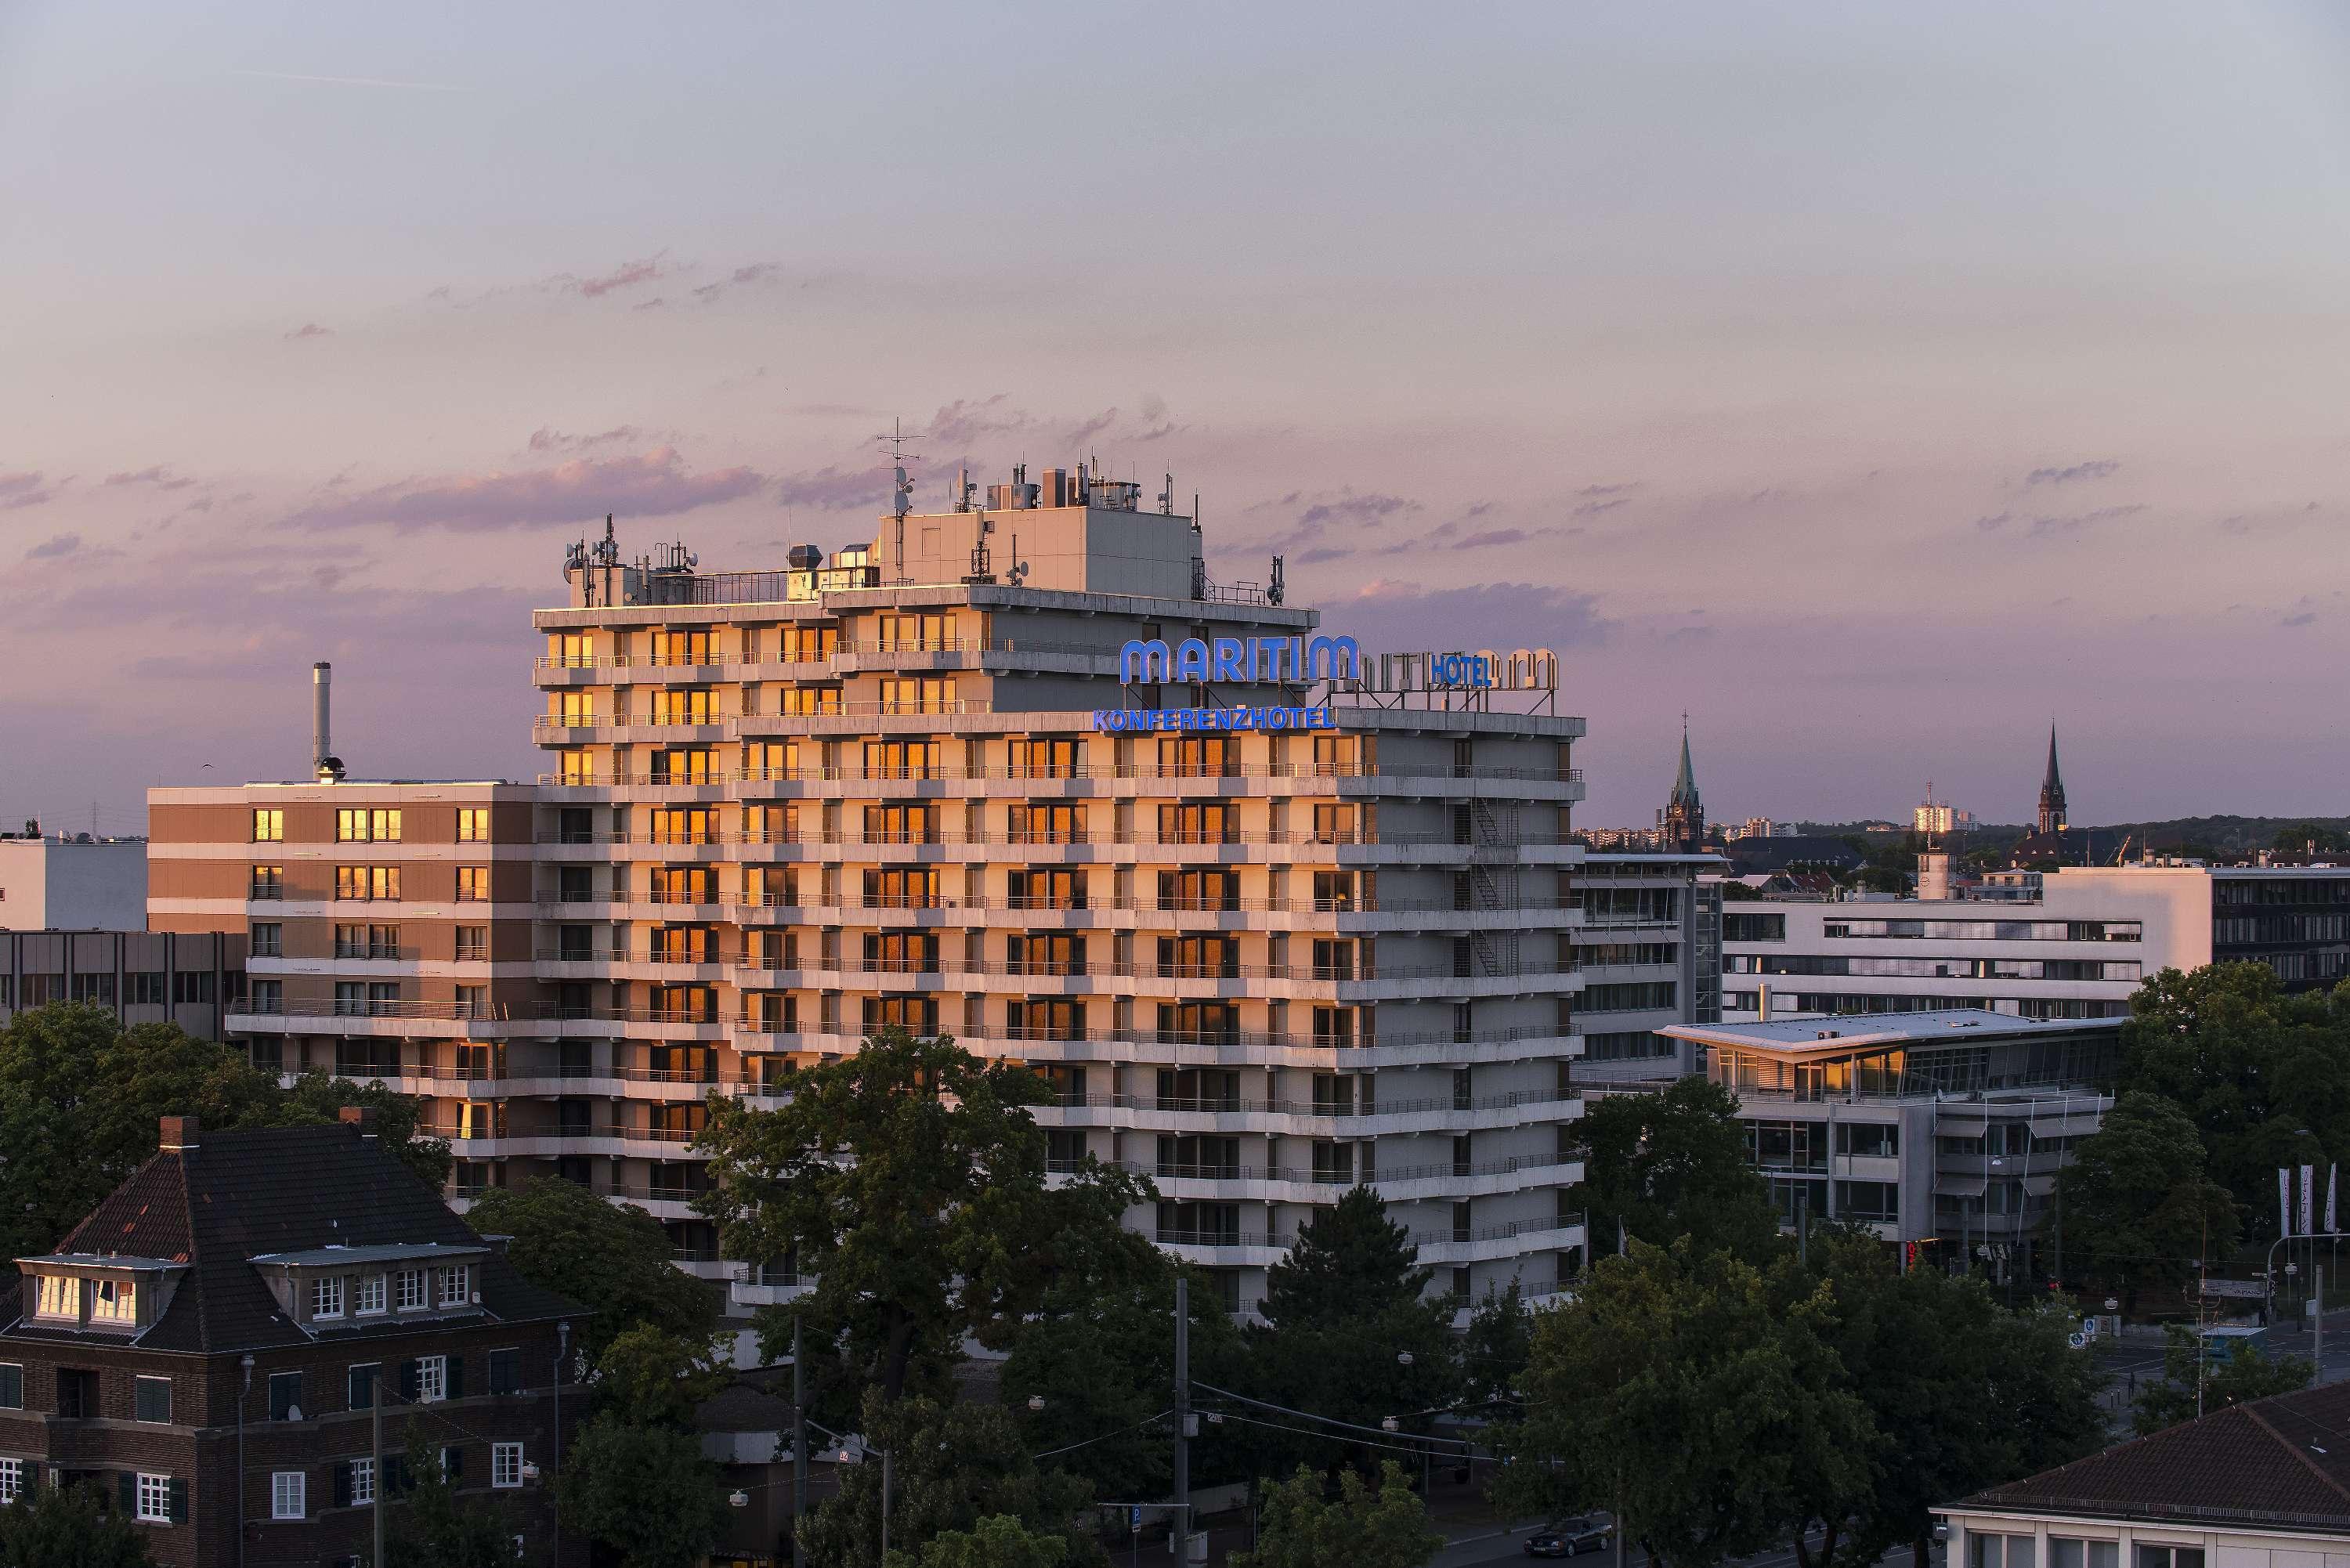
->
[[311, 1277, 345, 1319], [356, 1274, 387, 1316], [396, 1269, 428, 1312], [436, 1265, 471, 1308], [91, 1279, 136, 1324], [34, 1275, 78, 1321]]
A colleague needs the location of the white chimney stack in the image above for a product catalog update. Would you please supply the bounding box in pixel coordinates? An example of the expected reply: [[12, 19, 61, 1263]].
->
[[313, 662, 343, 782]]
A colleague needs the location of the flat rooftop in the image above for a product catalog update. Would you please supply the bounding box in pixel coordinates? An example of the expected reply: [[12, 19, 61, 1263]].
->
[[1663, 1007, 2126, 1057]]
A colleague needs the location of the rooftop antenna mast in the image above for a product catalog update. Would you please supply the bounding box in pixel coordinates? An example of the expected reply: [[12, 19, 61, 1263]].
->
[[873, 418, 924, 584]]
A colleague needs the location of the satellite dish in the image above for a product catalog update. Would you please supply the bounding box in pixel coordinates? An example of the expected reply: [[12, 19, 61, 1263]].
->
[[286, 1404, 305, 1422]]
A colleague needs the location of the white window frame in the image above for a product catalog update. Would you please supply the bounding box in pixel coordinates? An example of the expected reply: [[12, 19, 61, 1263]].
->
[[91, 1277, 136, 1324], [490, 1443, 522, 1489], [34, 1274, 78, 1321], [437, 1265, 471, 1307], [355, 1274, 387, 1316], [416, 1355, 447, 1404], [311, 1276, 345, 1319], [396, 1269, 427, 1312], [0, 1458, 20, 1505], [136, 1472, 171, 1523], [271, 1471, 304, 1520], [351, 1455, 375, 1505]]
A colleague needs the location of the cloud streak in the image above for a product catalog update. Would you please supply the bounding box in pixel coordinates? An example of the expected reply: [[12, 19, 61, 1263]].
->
[[2026, 459, 2120, 486], [281, 446, 763, 531], [0, 471, 61, 509]]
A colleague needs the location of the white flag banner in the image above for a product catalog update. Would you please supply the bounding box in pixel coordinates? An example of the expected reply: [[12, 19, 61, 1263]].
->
[[2283, 1168, 2297, 1237], [2330, 1165, 2338, 1235], [2304, 1165, 2317, 1237]]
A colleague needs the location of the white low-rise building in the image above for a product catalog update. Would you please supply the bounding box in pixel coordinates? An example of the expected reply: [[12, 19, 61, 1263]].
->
[[1723, 864, 2350, 1023], [1662, 1009, 2118, 1278], [0, 835, 146, 931]]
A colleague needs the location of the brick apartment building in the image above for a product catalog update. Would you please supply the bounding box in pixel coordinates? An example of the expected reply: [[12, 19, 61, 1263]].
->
[[0, 1110, 584, 1566]]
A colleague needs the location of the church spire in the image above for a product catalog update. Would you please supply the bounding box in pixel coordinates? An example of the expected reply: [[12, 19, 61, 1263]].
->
[[2037, 724, 2068, 836], [1662, 714, 1705, 853]]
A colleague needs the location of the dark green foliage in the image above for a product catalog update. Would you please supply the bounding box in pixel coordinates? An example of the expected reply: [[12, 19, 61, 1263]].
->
[[2051, 1091, 2237, 1313], [2114, 964, 2350, 1240], [1227, 1462, 1442, 1568], [0, 1003, 446, 1261], [891, 1515, 1072, 1568], [1242, 1187, 1461, 1476], [0, 1477, 154, 1567], [1497, 1239, 1872, 1568], [385, 1451, 517, 1567], [696, 1028, 1149, 1411], [465, 1176, 716, 1364], [800, 1391, 1105, 1568], [591, 1322, 732, 1430], [1568, 1075, 1782, 1264], [1770, 1227, 2106, 1568], [2133, 1324, 2314, 1433], [558, 1414, 730, 1568], [1000, 1215, 1246, 1496]]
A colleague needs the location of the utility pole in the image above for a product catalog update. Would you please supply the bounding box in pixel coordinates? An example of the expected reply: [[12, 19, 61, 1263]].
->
[[371, 1369, 385, 1568], [2319, 1266, 2326, 1384], [793, 1314, 808, 1568], [1174, 1273, 1191, 1562]]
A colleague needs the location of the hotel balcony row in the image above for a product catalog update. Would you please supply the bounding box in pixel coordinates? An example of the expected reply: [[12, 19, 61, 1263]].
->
[[227, 1006, 1584, 1069], [518, 740, 1583, 787]]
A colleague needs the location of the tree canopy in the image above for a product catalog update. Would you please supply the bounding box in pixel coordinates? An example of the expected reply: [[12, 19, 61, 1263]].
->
[[0, 1003, 445, 1261], [558, 1414, 731, 1568], [1498, 1239, 1872, 1568], [696, 1028, 1148, 1407], [0, 1476, 154, 1567], [1228, 1462, 1442, 1568], [2133, 1324, 2314, 1434], [465, 1174, 716, 1364], [2116, 963, 2350, 1237], [801, 1390, 1105, 1568], [1567, 1075, 1781, 1263], [1242, 1187, 1461, 1477], [2050, 1091, 2237, 1313]]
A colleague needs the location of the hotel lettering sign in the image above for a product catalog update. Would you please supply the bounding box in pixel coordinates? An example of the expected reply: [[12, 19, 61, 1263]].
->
[[1090, 703, 1336, 734]]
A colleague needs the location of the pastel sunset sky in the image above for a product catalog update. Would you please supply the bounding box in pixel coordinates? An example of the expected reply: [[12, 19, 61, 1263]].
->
[[7, 2, 2350, 832]]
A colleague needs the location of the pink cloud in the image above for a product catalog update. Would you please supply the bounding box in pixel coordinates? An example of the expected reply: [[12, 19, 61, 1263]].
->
[[284, 323, 332, 340], [0, 470, 60, 509], [103, 466, 196, 491], [575, 258, 667, 298], [282, 446, 764, 531]]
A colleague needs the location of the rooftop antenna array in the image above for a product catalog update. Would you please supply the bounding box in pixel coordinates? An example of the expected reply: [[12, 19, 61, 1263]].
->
[[874, 418, 923, 583], [1158, 472, 1175, 515]]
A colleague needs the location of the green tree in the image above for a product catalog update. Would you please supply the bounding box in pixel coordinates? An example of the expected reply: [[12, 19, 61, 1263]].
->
[[890, 1514, 1072, 1568], [1496, 1240, 1872, 1568], [559, 1414, 731, 1568], [385, 1452, 516, 1567], [0, 1476, 154, 1567], [1567, 1075, 1781, 1264], [1773, 1227, 2105, 1568], [1000, 1195, 1245, 1498], [593, 1321, 734, 1429], [0, 1003, 446, 1261], [466, 1176, 715, 1364], [801, 1390, 1104, 1568], [1244, 1187, 1462, 1478], [2052, 1092, 2238, 1313], [2132, 1324, 2315, 1433], [1228, 1462, 1441, 1568], [698, 1028, 1145, 1405], [2117, 964, 2350, 1233], [1459, 1277, 1531, 1412]]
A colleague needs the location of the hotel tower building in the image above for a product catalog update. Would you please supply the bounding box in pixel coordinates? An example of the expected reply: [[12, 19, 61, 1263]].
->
[[150, 466, 1589, 1312]]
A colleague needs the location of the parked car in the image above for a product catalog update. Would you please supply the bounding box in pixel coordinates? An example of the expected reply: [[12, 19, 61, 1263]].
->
[[1525, 1518, 1614, 1558]]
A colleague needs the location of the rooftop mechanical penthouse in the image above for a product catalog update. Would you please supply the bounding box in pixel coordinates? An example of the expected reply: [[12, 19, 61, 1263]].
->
[[150, 461, 1592, 1313]]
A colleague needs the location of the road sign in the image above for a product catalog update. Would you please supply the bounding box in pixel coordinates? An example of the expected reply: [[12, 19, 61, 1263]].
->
[[2200, 1278, 2268, 1299], [1131, 1505, 1142, 1530]]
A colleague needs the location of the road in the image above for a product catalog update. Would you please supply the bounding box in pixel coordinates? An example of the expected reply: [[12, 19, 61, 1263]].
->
[[2094, 1306, 2350, 1396]]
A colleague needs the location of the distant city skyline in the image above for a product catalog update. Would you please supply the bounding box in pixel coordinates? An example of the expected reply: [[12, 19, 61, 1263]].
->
[[9, 2, 2350, 832]]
